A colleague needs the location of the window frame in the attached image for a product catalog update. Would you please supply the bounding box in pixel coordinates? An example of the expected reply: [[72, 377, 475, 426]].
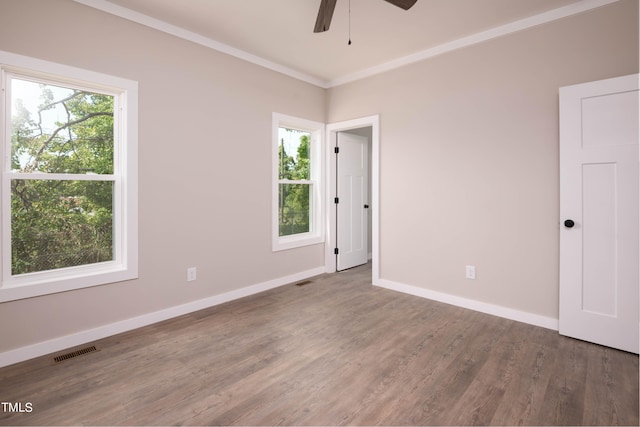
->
[[0, 50, 138, 302], [272, 113, 324, 251]]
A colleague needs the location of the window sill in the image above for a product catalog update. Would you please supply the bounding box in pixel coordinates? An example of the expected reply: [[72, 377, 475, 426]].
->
[[272, 233, 324, 252], [0, 265, 137, 302]]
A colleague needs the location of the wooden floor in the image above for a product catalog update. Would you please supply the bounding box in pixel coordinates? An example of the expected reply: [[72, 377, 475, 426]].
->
[[0, 264, 638, 426]]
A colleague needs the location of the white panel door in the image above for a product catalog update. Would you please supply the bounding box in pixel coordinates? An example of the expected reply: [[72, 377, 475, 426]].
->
[[559, 74, 639, 353], [337, 132, 368, 271]]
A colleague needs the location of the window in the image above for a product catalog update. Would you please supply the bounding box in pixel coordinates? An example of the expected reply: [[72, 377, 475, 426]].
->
[[0, 51, 137, 302], [272, 113, 324, 251]]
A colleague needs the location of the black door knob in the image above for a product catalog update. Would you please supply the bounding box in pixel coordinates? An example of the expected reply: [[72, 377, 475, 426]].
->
[[564, 219, 575, 228]]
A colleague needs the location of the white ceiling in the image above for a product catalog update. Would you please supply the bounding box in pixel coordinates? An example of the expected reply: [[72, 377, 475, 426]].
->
[[77, 0, 616, 87]]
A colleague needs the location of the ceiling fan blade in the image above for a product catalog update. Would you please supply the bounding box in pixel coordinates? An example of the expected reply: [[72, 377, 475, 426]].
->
[[383, 0, 418, 10], [314, 0, 337, 33]]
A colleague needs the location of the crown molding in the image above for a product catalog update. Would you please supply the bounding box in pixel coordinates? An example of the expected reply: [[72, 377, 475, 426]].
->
[[72, 0, 330, 88], [74, 0, 620, 89], [328, 0, 621, 87]]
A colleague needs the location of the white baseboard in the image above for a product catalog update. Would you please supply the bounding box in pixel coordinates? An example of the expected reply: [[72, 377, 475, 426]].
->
[[374, 278, 559, 331], [0, 266, 326, 368]]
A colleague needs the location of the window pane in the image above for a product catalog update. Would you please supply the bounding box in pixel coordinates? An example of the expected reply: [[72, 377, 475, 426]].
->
[[278, 127, 311, 180], [279, 183, 311, 236], [11, 78, 114, 174], [11, 179, 114, 275]]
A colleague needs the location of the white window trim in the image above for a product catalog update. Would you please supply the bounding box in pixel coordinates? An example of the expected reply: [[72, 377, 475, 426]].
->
[[0, 50, 138, 302], [272, 113, 324, 251]]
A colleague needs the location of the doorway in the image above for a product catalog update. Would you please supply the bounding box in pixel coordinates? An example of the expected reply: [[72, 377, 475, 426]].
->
[[325, 116, 379, 279]]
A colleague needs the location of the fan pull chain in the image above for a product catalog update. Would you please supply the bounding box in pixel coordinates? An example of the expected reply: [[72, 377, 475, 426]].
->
[[348, 0, 352, 45]]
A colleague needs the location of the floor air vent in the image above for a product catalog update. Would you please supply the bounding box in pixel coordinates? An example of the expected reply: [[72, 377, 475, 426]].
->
[[54, 345, 98, 363], [295, 280, 313, 286]]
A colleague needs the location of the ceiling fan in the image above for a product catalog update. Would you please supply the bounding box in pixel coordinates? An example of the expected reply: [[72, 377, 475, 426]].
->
[[314, 0, 418, 33]]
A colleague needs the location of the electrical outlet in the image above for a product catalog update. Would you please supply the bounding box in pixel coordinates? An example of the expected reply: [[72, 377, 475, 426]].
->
[[465, 265, 476, 280], [187, 267, 197, 282]]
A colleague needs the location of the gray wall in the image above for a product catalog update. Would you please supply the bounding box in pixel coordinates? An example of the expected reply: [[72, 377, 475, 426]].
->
[[0, 0, 637, 356], [0, 0, 326, 353], [328, 0, 638, 319]]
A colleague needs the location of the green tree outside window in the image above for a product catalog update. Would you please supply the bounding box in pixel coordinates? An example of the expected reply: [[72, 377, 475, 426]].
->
[[278, 128, 312, 236], [9, 78, 115, 275]]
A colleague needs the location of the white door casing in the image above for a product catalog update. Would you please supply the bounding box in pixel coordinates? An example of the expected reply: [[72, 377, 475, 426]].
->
[[559, 74, 639, 353], [336, 132, 369, 271], [325, 115, 379, 278]]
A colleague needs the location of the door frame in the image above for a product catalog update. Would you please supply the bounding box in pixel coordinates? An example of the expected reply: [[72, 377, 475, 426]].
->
[[325, 115, 380, 281]]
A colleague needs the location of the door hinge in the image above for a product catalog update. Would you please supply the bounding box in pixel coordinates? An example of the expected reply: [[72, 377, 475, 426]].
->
[[334, 248, 339, 255], [334, 146, 339, 154], [334, 197, 339, 204]]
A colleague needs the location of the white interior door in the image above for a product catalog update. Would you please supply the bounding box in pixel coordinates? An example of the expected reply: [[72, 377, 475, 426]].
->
[[559, 74, 639, 353], [336, 132, 368, 271]]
